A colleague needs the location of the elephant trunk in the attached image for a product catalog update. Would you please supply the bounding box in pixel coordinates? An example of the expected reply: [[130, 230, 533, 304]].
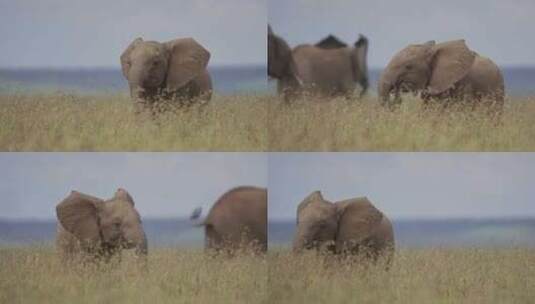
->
[[130, 86, 146, 99], [135, 234, 148, 257], [378, 67, 404, 107], [292, 225, 309, 253], [122, 223, 148, 258], [292, 236, 306, 253], [134, 236, 148, 271], [379, 76, 403, 107], [127, 64, 159, 103]]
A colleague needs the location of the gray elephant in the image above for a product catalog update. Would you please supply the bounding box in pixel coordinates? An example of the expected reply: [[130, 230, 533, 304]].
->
[[120, 37, 212, 110], [268, 25, 369, 100], [378, 39, 504, 112], [197, 186, 267, 253], [55, 188, 148, 263], [293, 191, 394, 263]]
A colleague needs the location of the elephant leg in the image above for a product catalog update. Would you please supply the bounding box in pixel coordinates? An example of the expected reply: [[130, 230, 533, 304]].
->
[[205, 224, 223, 252]]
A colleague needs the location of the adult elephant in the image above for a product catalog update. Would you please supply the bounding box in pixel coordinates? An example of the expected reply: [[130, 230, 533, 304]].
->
[[378, 39, 504, 112], [293, 191, 394, 263], [268, 25, 369, 100], [120, 37, 212, 111], [55, 188, 148, 263], [196, 186, 267, 253]]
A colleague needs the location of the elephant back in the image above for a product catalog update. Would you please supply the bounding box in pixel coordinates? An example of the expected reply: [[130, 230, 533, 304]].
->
[[204, 186, 267, 227]]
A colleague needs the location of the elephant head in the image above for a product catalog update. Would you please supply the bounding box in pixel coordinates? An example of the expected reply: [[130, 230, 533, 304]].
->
[[293, 191, 338, 253], [334, 197, 387, 256], [120, 37, 210, 100], [293, 192, 394, 261], [56, 189, 148, 258], [379, 39, 476, 106], [267, 25, 302, 88]]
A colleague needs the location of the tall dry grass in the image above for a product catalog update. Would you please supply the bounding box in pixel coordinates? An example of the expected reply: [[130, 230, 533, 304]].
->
[[1, 93, 534, 151], [269, 248, 535, 304], [0, 94, 268, 151], [2, 246, 533, 303], [0, 247, 267, 304], [268, 96, 535, 151]]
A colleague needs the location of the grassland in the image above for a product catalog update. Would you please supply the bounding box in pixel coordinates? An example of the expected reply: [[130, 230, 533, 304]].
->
[[0, 94, 268, 151], [268, 96, 535, 151], [1, 247, 533, 304], [269, 248, 535, 304], [0, 247, 267, 304], [1, 93, 534, 151]]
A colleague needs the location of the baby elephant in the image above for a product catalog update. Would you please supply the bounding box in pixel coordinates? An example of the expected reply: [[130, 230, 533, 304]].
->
[[120, 37, 212, 110], [196, 186, 267, 254], [379, 39, 504, 112], [55, 188, 147, 264], [293, 191, 394, 264]]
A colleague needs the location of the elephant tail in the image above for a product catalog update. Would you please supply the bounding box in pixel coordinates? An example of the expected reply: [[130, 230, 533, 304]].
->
[[190, 207, 207, 227]]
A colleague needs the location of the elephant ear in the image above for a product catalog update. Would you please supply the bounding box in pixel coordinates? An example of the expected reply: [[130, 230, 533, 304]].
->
[[297, 191, 325, 216], [56, 191, 103, 244], [268, 29, 296, 80], [114, 188, 135, 206], [120, 37, 143, 78], [428, 40, 475, 94], [165, 38, 210, 91], [336, 197, 383, 244], [315, 35, 347, 49], [351, 34, 369, 88]]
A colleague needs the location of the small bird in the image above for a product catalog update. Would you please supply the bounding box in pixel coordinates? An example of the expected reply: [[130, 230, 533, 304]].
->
[[190, 207, 202, 220]]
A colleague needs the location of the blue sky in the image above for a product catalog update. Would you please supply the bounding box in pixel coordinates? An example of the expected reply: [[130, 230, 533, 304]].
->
[[269, 153, 535, 220], [269, 0, 535, 68], [2, 153, 534, 221], [3, 1, 533, 69], [0, 153, 267, 219], [0, 0, 266, 67]]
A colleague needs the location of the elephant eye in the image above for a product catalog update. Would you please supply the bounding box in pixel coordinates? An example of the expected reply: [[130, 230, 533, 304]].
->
[[405, 64, 414, 70]]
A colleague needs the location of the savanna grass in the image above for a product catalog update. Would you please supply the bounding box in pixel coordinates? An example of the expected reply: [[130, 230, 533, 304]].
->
[[268, 248, 535, 304], [3, 246, 533, 303], [0, 246, 267, 304], [0, 94, 268, 151], [268, 95, 535, 151], [2, 93, 534, 151]]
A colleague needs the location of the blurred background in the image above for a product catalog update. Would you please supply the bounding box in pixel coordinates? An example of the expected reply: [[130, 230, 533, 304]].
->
[[268, 0, 535, 96], [269, 153, 535, 248], [0, 153, 267, 247], [0, 0, 267, 95]]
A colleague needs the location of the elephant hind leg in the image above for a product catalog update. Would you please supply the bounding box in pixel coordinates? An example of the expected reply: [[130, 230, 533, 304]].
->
[[205, 224, 223, 252]]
